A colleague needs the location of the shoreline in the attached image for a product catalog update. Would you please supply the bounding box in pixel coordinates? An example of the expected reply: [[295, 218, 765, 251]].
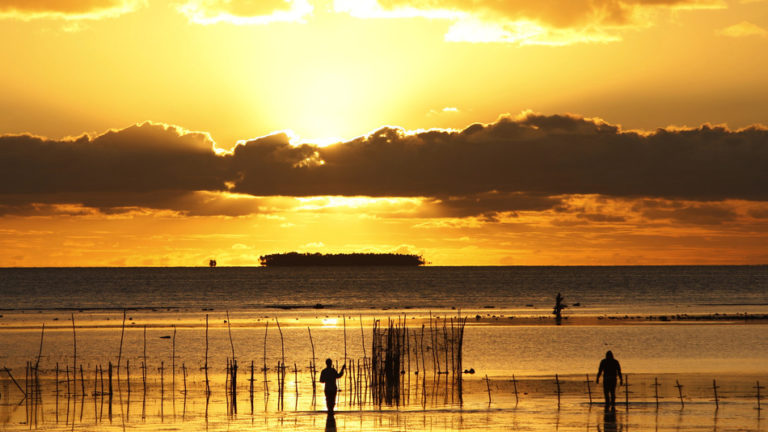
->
[[1, 310, 767, 331]]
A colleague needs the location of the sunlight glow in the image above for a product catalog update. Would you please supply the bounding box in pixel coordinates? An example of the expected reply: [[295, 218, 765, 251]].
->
[[321, 317, 339, 328], [178, 0, 313, 25]]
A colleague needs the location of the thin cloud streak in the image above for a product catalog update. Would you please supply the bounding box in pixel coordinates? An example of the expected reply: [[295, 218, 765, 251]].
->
[[0, 0, 144, 20]]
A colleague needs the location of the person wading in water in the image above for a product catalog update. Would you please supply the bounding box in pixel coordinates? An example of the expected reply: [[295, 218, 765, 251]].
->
[[596, 350, 623, 410], [319, 358, 346, 412]]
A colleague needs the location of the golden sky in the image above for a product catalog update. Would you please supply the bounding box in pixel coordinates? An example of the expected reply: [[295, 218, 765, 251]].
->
[[1, 0, 767, 266]]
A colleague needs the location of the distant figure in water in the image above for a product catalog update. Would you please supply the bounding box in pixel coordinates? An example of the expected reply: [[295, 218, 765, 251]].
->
[[596, 350, 623, 410], [319, 358, 345, 412], [553, 292, 567, 323]]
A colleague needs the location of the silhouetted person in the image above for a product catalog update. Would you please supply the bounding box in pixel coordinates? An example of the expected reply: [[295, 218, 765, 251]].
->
[[553, 292, 567, 324], [325, 411, 337, 432], [596, 350, 623, 409], [319, 358, 345, 412]]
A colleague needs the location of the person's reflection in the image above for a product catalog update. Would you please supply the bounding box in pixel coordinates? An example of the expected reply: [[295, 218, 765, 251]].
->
[[325, 411, 337, 432], [597, 409, 619, 432]]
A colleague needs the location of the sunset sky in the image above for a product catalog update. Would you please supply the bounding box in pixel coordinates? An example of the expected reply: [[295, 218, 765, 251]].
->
[[1, 0, 767, 266]]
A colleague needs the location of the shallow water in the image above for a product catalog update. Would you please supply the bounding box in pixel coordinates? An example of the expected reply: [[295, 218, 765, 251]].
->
[[2, 372, 766, 431], [1, 266, 767, 430]]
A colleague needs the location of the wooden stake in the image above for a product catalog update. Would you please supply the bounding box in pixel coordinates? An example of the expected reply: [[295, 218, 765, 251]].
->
[[485, 374, 492, 405], [512, 374, 519, 405], [360, 314, 367, 359], [2, 367, 26, 397], [117, 310, 126, 380], [653, 377, 661, 408], [172, 325, 176, 395], [624, 374, 629, 407], [675, 380, 684, 407], [71, 313, 77, 399], [585, 373, 592, 405], [204, 315, 210, 394], [182, 363, 187, 395], [755, 381, 764, 411], [226, 311, 236, 361], [80, 365, 85, 398], [713, 379, 719, 408], [555, 374, 561, 407], [35, 324, 45, 371], [263, 321, 269, 396]]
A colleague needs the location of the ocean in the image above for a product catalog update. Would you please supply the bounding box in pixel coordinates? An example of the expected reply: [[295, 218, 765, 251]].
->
[[1, 266, 766, 431], [1, 266, 766, 314]]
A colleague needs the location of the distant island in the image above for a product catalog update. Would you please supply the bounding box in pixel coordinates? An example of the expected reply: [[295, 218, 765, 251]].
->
[[259, 252, 426, 267]]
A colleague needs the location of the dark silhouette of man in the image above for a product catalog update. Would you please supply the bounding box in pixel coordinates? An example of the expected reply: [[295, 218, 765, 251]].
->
[[596, 350, 623, 409], [319, 358, 345, 412]]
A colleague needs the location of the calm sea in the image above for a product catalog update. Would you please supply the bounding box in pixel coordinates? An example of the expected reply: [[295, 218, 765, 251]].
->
[[0, 266, 766, 315]]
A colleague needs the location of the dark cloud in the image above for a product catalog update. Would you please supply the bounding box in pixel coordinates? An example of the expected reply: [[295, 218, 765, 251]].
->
[[2, 114, 768, 218], [748, 208, 768, 219], [577, 213, 626, 223], [0, 122, 228, 195], [230, 113, 768, 203], [635, 200, 739, 225]]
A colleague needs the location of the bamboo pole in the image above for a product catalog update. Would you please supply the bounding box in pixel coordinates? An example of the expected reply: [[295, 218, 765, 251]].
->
[[117, 310, 126, 380], [263, 321, 269, 396], [80, 365, 85, 398], [675, 380, 684, 407], [513, 374, 519, 405], [308, 327, 316, 401], [485, 375, 492, 405], [226, 311, 236, 361], [172, 325, 176, 396], [624, 374, 629, 407], [143, 325, 147, 395], [204, 315, 210, 395], [35, 324, 45, 371], [71, 313, 77, 399], [3, 367, 26, 397]]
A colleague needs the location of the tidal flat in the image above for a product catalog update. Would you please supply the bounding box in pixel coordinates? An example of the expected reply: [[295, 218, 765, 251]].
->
[[1, 308, 766, 431]]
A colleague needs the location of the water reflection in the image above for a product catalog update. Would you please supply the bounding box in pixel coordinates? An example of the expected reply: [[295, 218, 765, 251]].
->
[[325, 411, 336, 432], [598, 409, 619, 432]]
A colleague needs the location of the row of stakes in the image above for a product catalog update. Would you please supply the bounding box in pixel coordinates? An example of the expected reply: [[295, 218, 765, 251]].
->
[[482, 374, 764, 410]]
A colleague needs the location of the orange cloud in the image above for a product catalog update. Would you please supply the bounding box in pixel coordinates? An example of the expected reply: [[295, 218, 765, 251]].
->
[[0, 0, 144, 20], [177, 0, 313, 24], [717, 21, 768, 38], [336, 0, 725, 44]]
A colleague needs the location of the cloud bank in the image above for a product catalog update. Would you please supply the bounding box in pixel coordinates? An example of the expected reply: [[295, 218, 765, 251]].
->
[[2, 113, 767, 219], [0, 0, 143, 20], [336, 0, 724, 44]]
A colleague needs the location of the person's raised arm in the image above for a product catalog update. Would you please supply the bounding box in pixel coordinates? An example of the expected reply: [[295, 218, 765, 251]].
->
[[338, 364, 346, 379]]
